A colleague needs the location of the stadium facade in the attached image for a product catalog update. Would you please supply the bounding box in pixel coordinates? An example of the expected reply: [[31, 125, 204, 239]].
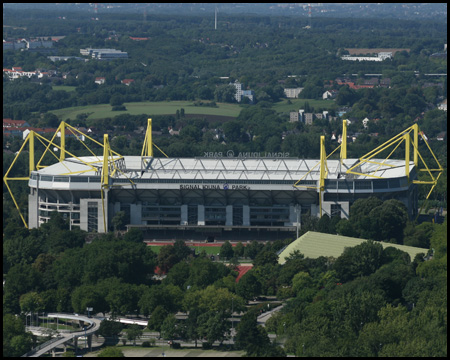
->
[[27, 154, 418, 237], [7, 120, 439, 240]]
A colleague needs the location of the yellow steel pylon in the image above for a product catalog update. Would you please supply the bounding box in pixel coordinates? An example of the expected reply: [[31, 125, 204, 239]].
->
[[294, 122, 443, 221]]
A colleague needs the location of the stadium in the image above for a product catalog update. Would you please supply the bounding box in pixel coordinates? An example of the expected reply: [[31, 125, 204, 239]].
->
[[4, 120, 442, 241]]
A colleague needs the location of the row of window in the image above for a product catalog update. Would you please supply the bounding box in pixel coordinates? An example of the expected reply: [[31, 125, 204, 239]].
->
[[31, 174, 315, 186], [31, 174, 407, 190]]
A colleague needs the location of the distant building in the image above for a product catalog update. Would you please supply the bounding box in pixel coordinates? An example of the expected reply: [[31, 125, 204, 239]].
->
[[48, 56, 86, 62], [362, 117, 369, 129], [231, 81, 255, 103], [3, 119, 30, 128], [438, 99, 447, 111], [284, 87, 304, 99], [95, 77, 106, 85], [341, 52, 392, 61], [80, 48, 128, 60], [121, 79, 134, 86], [289, 112, 299, 123], [3, 40, 26, 51], [322, 90, 337, 99], [304, 113, 314, 125], [231, 81, 243, 102], [26, 39, 53, 49], [241, 90, 255, 103], [436, 131, 446, 141]]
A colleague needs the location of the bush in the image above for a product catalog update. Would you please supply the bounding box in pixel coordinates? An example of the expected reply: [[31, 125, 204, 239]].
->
[[171, 342, 181, 349], [202, 342, 213, 350], [112, 105, 127, 111], [98, 346, 125, 357], [142, 339, 156, 347]]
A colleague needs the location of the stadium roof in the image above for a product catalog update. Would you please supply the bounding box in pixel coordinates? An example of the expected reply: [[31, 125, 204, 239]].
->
[[34, 156, 411, 182], [278, 231, 428, 264]]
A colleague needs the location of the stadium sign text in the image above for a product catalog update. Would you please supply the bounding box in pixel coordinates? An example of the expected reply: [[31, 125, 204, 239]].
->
[[203, 151, 290, 158], [180, 183, 249, 190]]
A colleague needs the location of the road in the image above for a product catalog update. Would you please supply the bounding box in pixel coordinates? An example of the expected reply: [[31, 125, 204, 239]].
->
[[22, 314, 102, 357]]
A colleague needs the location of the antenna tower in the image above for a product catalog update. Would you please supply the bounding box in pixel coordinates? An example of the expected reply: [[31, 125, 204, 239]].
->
[[308, 4, 312, 28], [94, 3, 98, 14], [215, 5, 217, 30]]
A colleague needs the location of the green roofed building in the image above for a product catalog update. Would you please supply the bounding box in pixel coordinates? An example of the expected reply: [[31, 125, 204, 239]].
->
[[278, 231, 428, 264]]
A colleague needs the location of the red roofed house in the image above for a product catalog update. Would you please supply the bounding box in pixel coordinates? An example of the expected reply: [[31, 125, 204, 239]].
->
[[129, 36, 149, 41], [3, 119, 30, 128], [95, 77, 105, 85], [121, 79, 134, 86]]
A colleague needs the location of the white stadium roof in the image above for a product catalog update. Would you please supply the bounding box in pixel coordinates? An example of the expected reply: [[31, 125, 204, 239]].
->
[[33, 156, 412, 182]]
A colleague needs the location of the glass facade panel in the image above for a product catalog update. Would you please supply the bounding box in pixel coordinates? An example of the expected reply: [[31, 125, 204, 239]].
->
[[88, 202, 98, 232], [354, 181, 372, 190]]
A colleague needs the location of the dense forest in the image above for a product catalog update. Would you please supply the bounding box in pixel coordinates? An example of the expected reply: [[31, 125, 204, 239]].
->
[[3, 9, 447, 357], [3, 205, 447, 356]]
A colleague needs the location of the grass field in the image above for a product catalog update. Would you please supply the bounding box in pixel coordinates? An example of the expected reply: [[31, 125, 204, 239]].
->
[[52, 85, 77, 92], [148, 245, 221, 255], [271, 98, 336, 113], [50, 101, 243, 121], [49, 98, 334, 122]]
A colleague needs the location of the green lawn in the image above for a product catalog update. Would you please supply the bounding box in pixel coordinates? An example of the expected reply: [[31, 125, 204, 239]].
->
[[148, 245, 221, 255], [49, 99, 332, 122], [50, 101, 243, 121], [52, 85, 77, 92], [272, 98, 336, 113]]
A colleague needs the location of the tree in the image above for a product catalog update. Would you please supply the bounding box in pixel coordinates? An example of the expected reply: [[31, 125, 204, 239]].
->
[[244, 240, 264, 260], [219, 240, 234, 260], [110, 94, 124, 107], [157, 245, 179, 274], [253, 249, 279, 267], [173, 240, 192, 262], [197, 310, 231, 345], [235, 309, 285, 357], [98, 320, 124, 339], [98, 346, 125, 357], [236, 271, 262, 300], [333, 240, 384, 282], [126, 324, 143, 346], [147, 305, 168, 332], [234, 242, 245, 257], [160, 314, 179, 341], [3, 314, 35, 357], [112, 211, 127, 231]]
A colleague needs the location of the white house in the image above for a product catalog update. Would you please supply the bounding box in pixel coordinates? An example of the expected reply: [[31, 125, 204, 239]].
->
[[362, 117, 369, 129]]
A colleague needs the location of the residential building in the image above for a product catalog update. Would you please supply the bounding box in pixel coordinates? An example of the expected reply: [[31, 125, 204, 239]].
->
[[436, 131, 446, 141], [26, 39, 53, 49], [121, 79, 134, 86], [3, 40, 26, 51], [95, 77, 106, 85], [322, 90, 337, 99], [3, 119, 30, 128], [438, 99, 447, 111], [231, 80, 243, 102], [362, 117, 369, 129], [241, 90, 255, 103], [48, 56, 86, 62], [80, 48, 128, 60], [304, 113, 314, 125], [284, 87, 304, 99], [289, 112, 299, 123]]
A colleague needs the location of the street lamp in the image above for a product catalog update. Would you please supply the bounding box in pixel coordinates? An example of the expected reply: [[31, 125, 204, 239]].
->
[[231, 297, 234, 339], [84, 326, 87, 351]]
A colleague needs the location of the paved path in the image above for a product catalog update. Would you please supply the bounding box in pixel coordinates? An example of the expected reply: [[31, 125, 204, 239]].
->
[[23, 314, 102, 357]]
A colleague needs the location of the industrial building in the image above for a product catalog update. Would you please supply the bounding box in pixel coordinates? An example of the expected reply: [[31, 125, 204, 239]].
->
[[4, 120, 442, 241]]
